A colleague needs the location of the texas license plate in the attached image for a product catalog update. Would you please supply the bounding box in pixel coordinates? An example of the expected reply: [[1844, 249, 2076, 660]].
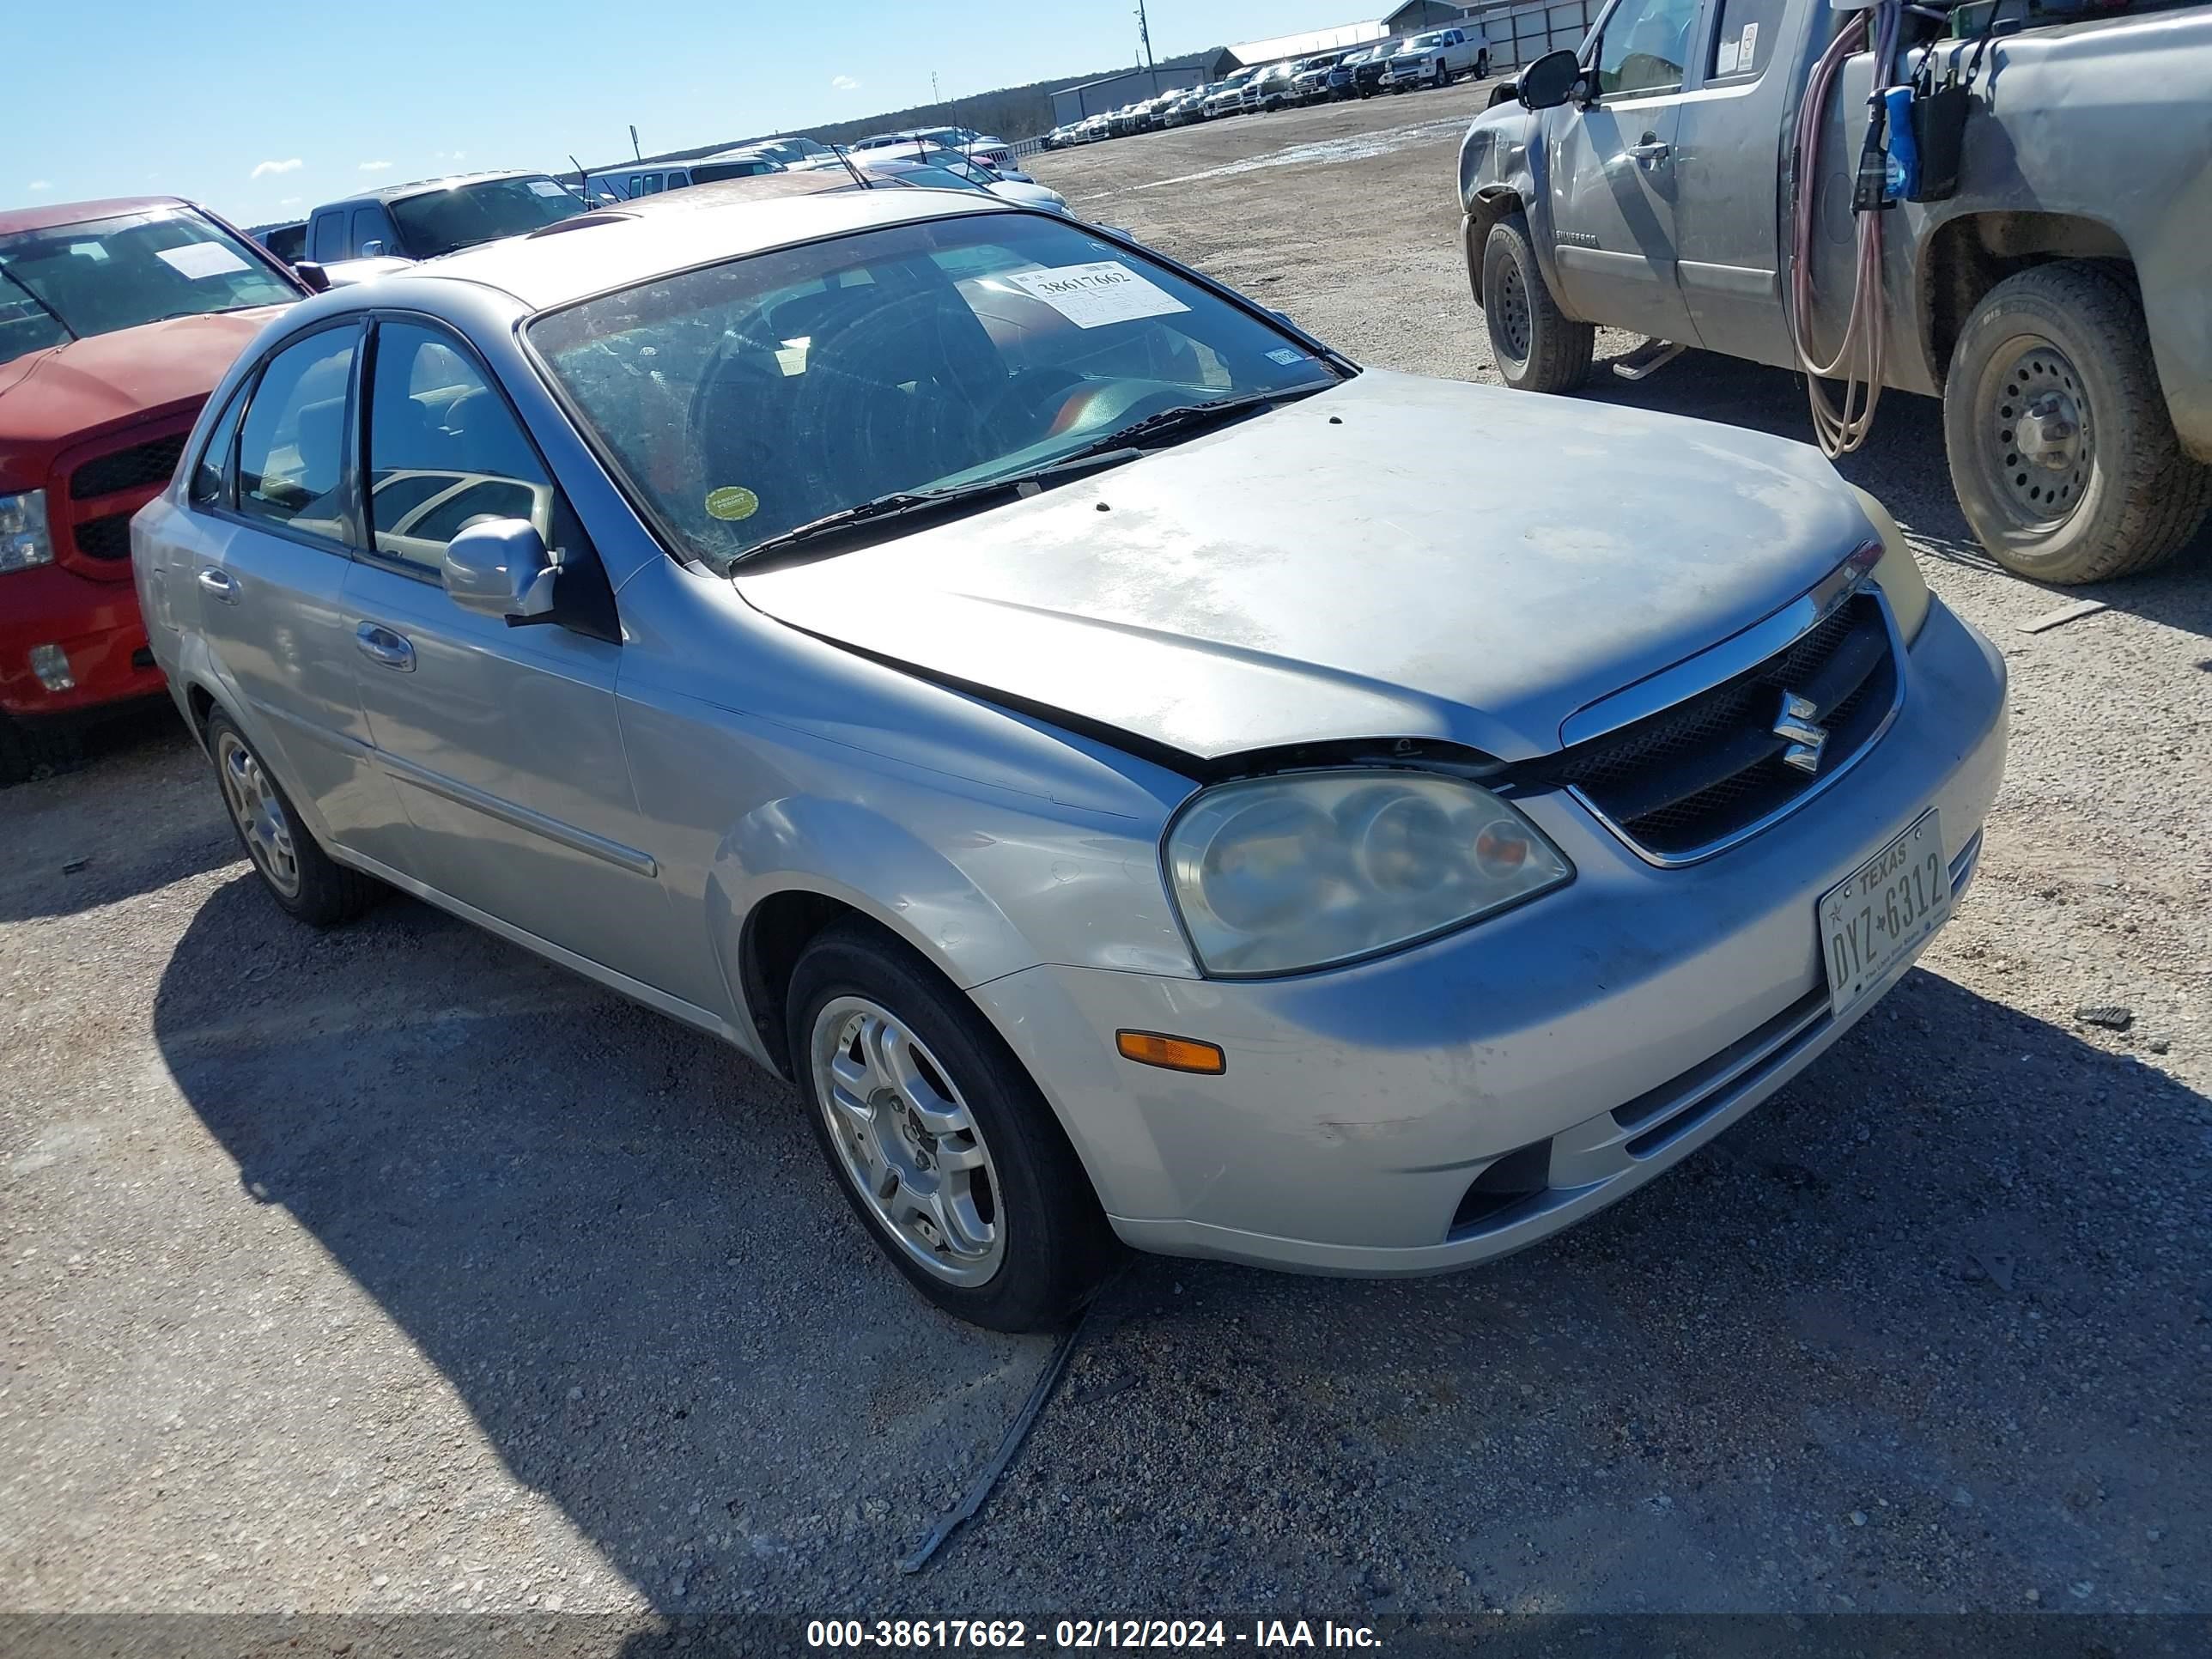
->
[[1820, 809, 1948, 1018]]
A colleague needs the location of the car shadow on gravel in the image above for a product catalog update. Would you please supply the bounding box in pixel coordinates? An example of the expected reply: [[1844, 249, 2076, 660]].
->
[[149, 872, 1056, 1614], [1582, 347, 2212, 640], [149, 868, 2212, 1613]]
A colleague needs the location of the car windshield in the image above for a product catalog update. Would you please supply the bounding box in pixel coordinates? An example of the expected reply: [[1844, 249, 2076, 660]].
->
[[0, 208, 295, 368], [387, 178, 585, 259], [530, 212, 1342, 571]]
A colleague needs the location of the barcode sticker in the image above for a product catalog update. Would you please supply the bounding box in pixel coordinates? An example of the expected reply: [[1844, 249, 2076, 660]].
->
[[1006, 261, 1190, 329]]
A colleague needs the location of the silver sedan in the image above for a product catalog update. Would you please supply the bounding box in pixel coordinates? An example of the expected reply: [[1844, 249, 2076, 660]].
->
[[134, 182, 2007, 1330]]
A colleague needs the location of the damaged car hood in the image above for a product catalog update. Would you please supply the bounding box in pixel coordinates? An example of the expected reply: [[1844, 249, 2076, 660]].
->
[[732, 369, 1878, 763]]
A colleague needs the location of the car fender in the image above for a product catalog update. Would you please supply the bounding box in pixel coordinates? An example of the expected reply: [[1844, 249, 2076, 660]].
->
[[1458, 106, 1576, 315], [708, 793, 1042, 1006]]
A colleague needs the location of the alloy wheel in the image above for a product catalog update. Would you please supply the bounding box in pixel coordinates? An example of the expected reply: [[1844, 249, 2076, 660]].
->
[[216, 730, 301, 898], [810, 995, 1005, 1286]]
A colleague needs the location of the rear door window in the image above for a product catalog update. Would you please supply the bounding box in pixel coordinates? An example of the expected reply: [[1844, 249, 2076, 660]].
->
[[235, 326, 360, 542], [189, 380, 251, 507]]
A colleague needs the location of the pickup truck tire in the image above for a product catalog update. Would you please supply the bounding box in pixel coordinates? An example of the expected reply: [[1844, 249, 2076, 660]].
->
[[1484, 213, 1594, 394], [1943, 262, 2212, 583]]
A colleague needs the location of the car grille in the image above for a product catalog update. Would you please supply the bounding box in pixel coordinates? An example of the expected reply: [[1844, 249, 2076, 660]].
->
[[70, 434, 188, 501], [1528, 592, 1898, 860], [73, 513, 136, 562]]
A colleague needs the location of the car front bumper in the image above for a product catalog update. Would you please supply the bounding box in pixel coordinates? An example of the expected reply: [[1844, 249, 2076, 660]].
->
[[0, 562, 164, 721], [973, 597, 2008, 1274]]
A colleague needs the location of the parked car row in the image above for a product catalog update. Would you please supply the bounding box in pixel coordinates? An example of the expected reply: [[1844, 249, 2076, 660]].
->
[[1042, 31, 1497, 148]]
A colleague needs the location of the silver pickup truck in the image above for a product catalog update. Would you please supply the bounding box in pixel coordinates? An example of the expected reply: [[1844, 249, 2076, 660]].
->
[[1457, 0, 2212, 583]]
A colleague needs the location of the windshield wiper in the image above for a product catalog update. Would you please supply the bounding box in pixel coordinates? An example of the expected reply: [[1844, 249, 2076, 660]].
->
[[1054, 383, 1333, 464], [0, 266, 76, 342], [729, 446, 1143, 567]]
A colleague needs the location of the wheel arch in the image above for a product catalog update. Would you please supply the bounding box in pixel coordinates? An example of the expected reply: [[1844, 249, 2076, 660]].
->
[[710, 797, 1042, 1080], [1917, 210, 2133, 392]]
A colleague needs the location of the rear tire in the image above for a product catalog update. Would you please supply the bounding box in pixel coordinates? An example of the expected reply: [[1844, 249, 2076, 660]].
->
[[204, 709, 379, 927], [1482, 212, 1595, 393], [1942, 260, 2212, 583], [787, 921, 1115, 1332]]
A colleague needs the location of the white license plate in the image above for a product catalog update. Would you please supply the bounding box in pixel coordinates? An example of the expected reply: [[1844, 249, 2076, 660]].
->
[[1820, 808, 1949, 1018]]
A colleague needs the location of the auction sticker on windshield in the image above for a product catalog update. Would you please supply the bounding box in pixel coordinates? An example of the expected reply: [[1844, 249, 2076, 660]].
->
[[155, 243, 250, 279], [1820, 808, 1948, 1018], [1007, 261, 1190, 329]]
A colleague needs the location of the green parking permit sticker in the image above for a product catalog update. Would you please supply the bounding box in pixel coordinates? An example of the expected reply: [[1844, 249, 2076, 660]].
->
[[706, 486, 759, 522]]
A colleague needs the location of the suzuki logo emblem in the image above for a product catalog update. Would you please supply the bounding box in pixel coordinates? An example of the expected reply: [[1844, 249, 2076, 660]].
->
[[1773, 691, 1829, 775]]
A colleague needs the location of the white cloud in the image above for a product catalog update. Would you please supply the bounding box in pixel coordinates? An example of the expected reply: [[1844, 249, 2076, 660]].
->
[[358, 160, 392, 173], [831, 75, 860, 91], [27, 179, 52, 193], [279, 197, 301, 208], [251, 157, 303, 179]]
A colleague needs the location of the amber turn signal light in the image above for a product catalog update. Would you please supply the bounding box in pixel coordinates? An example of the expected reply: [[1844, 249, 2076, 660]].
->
[[1115, 1030, 1226, 1074]]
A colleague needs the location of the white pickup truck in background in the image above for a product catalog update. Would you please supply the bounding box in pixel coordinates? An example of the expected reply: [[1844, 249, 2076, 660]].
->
[[1380, 26, 1492, 91]]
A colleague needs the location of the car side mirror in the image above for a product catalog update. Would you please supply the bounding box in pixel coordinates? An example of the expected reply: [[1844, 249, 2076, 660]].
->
[[358, 239, 387, 259], [442, 518, 556, 623], [1519, 48, 1588, 110], [293, 261, 331, 294]]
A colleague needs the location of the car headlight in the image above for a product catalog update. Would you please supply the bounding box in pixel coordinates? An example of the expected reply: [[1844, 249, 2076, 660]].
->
[[1164, 770, 1574, 977], [0, 489, 55, 574], [1847, 485, 1929, 643]]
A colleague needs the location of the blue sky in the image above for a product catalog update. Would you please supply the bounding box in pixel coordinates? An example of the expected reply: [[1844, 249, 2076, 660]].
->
[[12, 1, 1373, 226]]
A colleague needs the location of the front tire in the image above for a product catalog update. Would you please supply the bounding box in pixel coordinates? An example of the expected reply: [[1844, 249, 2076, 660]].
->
[[204, 709, 379, 926], [1482, 212, 1595, 393], [1942, 260, 2212, 583], [788, 921, 1115, 1331]]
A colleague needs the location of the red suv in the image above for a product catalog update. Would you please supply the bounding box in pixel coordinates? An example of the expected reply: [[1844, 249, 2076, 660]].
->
[[0, 196, 306, 782]]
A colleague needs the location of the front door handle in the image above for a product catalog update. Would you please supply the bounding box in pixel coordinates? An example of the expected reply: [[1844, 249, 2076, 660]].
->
[[355, 621, 416, 672], [1628, 136, 1671, 166], [197, 567, 240, 604]]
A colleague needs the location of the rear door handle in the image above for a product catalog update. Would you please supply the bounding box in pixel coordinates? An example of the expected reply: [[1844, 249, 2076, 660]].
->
[[354, 621, 416, 672], [1628, 137, 1671, 166], [197, 568, 239, 604]]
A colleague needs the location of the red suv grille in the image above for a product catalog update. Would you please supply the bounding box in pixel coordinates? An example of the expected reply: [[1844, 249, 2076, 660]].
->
[[69, 433, 188, 501], [49, 414, 198, 580]]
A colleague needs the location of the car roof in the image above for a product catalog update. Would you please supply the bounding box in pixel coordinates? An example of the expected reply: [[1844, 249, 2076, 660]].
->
[[313, 169, 549, 211], [0, 195, 195, 236], [402, 176, 1006, 311]]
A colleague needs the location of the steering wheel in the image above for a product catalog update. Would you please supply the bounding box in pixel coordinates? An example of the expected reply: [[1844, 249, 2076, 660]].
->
[[973, 366, 1087, 447]]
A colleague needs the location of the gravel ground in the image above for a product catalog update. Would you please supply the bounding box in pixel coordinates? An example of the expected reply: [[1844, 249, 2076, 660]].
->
[[3, 84, 2209, 1641]]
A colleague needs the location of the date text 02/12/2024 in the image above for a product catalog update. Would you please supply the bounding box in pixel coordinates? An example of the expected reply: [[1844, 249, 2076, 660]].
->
[[804, 1618, 1383, 1649]]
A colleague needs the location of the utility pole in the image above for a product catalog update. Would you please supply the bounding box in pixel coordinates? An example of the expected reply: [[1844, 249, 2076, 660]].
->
[[1135, 0, 1158, 95]]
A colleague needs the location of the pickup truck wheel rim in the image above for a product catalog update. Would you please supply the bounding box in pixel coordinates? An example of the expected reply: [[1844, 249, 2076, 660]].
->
[[216, 731, 300, 898], [1492, 260, 1533, 368], [811, 996, 1004, 1286], [1975, 337, 2090, 530]]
